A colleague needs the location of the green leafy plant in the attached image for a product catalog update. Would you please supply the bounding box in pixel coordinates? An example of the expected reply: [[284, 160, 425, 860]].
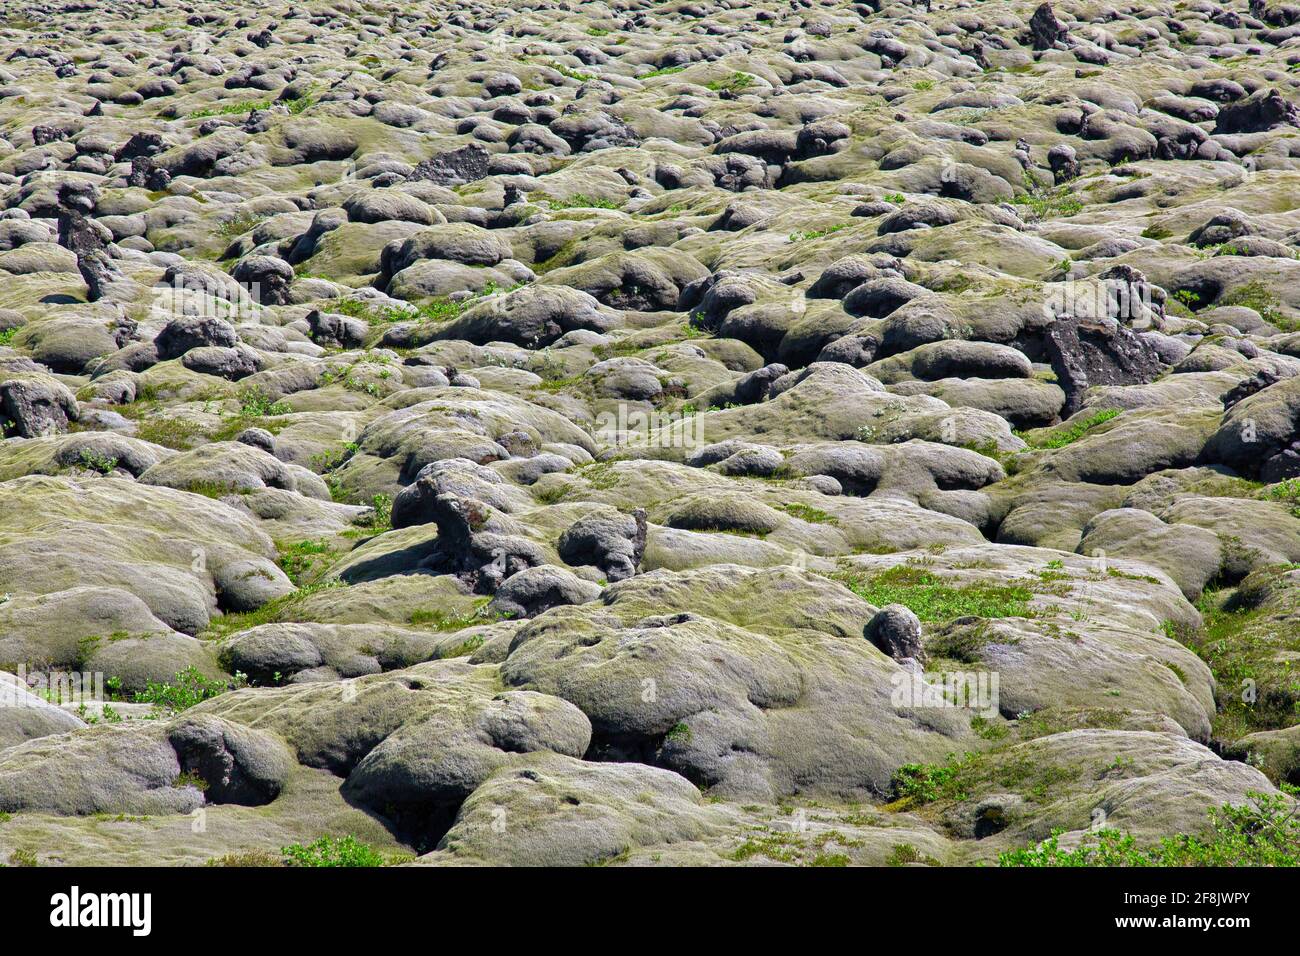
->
[[367, 493, 392, 531], [133, 667, 233, 711], [546, 193, 619, 210], [1000, 792, 1300, 866], [174, 771, 209, 791], [77, 448, 119, 474], [706, 71, 755, 93], [643, 65, 687, 78], [550, 61, 595, 82], [281, 835, 388, 867], [284, 84, 320, 114], [189, 98, 273, 119], [1022, 408, 1120, 449], [236, 386, 291, 418], [1011, 180, 1083, 220], [1264, 478, 1300, 518], [778, 503, 838, 525], [216, 212, 268, 240], [886, 842, 938, 866], [788, 223, 849, 242], [276, 539, 333, 586], [837, 565, 1033, 622]]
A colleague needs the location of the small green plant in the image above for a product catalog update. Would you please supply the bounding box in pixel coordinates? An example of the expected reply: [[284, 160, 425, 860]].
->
[[886, 843, 937, 866], [367, 493, 393, 531], [912, 79, 934, 90], [281, 835, 388, 867], [706, 71, 756, 93], [134, 417, 203, 451], [332, 299, 373, 318], [1264, 478, 1300, 518], [284, 84, 320, 114], [1024, 408, 1121, 449], [890, 760, 970, 805], [216, 212, 267, 240], [1218, 279, 1286, 326], [133, 667, 232, 711], [837, 565, 1033, 622], [205, 850, 283, 867], [883, 192, 906, 204], [77, 448, 119, 474], [237, 386, 291, 418], [999, 792, 1300, 866], [189, 98, 273, 119], [408, 600, 494, 632], [665, 721, 693, 744], [277, 539, 333, 586], [643, 65, 687, 78], [1010, 179, 1084, 220], [551, 61, 595, 82], [546, 193, 619, 210], [778, 503, 838, 525], [971, 714, 1010, 741], [174, 771, 209, 791], [789, 223, 850, 242]]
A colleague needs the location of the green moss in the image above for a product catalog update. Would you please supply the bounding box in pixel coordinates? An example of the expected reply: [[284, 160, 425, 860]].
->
[[970, 714, 1010, 741]]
